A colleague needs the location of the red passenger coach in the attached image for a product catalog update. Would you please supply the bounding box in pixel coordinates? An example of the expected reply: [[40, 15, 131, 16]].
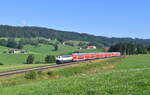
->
[[95, 53, 101, 59], [84, 53, 92, 60], [108, 53, 113, 57], [72, 53, 97, 61], [112, 52, 121, 57], [89, 53, 97, 59], [72, 53, 85, 61], [116, 52, 121, 56], [72, 52, 118, 61], [103, 53, 107, 58], [95, 53, 104, 59], [72, 52, 121, 61]]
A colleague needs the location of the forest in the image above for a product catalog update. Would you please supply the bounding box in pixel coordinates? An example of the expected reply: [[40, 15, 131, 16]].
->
[[109, 43, 150, 55], [1, 25, 150, 47]]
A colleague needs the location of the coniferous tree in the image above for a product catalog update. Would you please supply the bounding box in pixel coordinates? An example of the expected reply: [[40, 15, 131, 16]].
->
[[26, 55, 35, 64], [54, 44, 58, 51], [148, 46, 150, 53], [109, 43, 148, 55]]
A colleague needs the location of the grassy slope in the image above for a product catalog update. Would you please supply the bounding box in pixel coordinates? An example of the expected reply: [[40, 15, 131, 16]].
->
[[0, 55, 150, 95], [0, 53, 47, 72], [0, 54, 45, 65], [0, 46, 9, 53], [0, 37, 101, 65], [0, 45, 46, 72], [1, 70, 149, 95], [23, 44, 78, 55], [115, 55, 150, 69], [23, 44, 54, 54], [0, 43, 78, 65], [0, 38, 102, 72], [0, 43, 102, 72]]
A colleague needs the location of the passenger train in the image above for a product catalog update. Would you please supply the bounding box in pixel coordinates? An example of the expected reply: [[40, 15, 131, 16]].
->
[[56, 52, 121, 64]]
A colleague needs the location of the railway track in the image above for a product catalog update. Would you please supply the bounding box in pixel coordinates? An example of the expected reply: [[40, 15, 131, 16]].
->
[[0, 62, 76, 77], [0, 56, 123, 77]]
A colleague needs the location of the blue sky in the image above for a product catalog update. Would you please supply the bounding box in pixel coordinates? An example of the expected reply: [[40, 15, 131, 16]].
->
[[0, 0, 150, 38]]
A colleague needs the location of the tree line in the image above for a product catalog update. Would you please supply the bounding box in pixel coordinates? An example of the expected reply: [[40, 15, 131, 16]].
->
[[0, 38, 59, 51], [1, 25, 150, 47], [26, 54, 56, 64], [109, 43, 150, 55]]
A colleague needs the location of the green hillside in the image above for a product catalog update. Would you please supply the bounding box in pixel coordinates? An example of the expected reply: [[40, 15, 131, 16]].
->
[[0, 46, 9, 53], [0, 54, 45, 65], [23, 44, 78, 55], [0, 40, 102, 72], [1, 25, 150, 46]]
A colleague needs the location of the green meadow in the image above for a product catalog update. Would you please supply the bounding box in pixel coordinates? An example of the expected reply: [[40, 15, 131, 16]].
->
[[0, 55, 150, 95], [23, 44, 78, 55], [0, 40, 102, 72], [115, 55, 150, 69]]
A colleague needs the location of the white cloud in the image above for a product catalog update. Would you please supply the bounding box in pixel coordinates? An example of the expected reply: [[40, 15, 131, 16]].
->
[[21, 20, 28, 26]]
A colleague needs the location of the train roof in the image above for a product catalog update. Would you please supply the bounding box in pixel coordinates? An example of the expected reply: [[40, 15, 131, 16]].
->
[[72, 52, 120, 55], [72, 53, 96, 55]]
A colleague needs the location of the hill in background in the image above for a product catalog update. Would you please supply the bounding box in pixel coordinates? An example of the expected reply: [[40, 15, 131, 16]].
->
[[0, 25, 150, 47]]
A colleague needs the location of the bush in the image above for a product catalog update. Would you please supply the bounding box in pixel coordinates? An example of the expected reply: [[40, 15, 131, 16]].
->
[[0, 62, 4, 65], [26, 54, 35, 64], [54, 44, 58, 51], [24, 71, 37, 80], [37, 71, 43, 75], [37, 71, 45, 77], [47, 71, 54, 76], [45, 55, 56, 63], [3, 51, 7, 54]]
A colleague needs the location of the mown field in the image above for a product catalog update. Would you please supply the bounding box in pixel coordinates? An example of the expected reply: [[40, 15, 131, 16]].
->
[[0, 55, 150, 95]]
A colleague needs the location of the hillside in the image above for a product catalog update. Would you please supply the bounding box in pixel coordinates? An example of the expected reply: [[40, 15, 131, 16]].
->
[[1, 25, 150, 46], [0, 39, 102, 72]]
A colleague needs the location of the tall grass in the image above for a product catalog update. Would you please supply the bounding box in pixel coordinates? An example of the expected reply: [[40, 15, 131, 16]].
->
[[0, 57, 123, 87], [0, 55, 150, 95], [115, 55, 150, 69]]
